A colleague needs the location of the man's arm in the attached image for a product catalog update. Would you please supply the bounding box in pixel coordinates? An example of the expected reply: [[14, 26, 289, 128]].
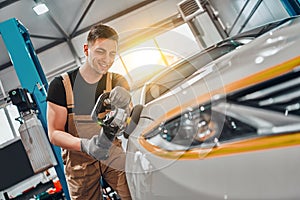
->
[[47, 101, 81, 151]]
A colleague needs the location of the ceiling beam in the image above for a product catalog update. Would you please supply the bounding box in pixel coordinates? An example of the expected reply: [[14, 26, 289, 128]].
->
[[0, 61, 11, 71], [70, 0, 95, 38], [0, 0, 21, 9], [45, 12, 82, 66], [0, 0, 159, 71], [30, 34, 65, 41], [0, 40, 66, 71], [35, 40, 66, 54], [72, 0, 158, 37]]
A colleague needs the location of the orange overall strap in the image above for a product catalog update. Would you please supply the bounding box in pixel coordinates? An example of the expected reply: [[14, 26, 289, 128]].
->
[[105, 72, 112, 93], [98, 72, 113, 119], [61, 72, 74, 110]]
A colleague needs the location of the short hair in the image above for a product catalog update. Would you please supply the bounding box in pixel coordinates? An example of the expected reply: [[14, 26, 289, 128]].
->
[[87, 24, 119, 45]]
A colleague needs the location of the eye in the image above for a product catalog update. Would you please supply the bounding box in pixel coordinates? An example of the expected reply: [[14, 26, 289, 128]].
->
[[95, 48, 105, 54], [110, 52, 116, 57]]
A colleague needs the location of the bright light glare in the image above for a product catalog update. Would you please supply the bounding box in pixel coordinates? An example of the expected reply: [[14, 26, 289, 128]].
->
[[113, 49, 173, 88], [123, 49, 163, 71], [33, 3, 49, 15], [255, 56, 264, 64], [120, 49, 167, 82]]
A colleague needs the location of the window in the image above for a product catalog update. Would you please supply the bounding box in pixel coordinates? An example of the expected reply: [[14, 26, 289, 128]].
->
[[109, 23, 201, 91], [155, 24, 202, 60], [0, 104, 20, 145]]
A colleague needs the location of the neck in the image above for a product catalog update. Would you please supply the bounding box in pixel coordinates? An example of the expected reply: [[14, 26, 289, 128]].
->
[[79, 63, 103, 84]]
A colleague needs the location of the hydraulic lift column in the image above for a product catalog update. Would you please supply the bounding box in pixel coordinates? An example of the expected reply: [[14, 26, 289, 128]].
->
[[0, 18, 70, 200]]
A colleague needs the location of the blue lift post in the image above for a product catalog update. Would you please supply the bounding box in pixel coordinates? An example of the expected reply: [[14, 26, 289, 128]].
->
[[0, 18, 70, 200], [280, 0, 300, 16]]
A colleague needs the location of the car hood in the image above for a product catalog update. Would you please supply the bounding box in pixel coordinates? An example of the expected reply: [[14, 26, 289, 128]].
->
[[140, 17, 300, 125]]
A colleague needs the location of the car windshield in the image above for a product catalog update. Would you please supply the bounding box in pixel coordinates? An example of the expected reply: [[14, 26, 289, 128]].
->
[[141, 16, 297, 105], [142, 39, 243, 104]]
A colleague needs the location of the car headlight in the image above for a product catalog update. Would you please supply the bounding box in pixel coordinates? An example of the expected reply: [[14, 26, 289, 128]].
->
[[161, 105, 219, 144], [143, 101, 258, 151], [144, 103, 219, 150]]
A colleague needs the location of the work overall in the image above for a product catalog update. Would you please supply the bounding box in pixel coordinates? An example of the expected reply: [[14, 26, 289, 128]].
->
[[61, 72, 131, 200]]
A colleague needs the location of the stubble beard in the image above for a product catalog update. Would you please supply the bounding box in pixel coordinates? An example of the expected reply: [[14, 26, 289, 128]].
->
[[91, 60, 111, 75]]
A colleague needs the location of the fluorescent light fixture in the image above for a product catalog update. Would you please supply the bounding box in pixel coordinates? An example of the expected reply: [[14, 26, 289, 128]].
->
[[33, 3, 49, 15]]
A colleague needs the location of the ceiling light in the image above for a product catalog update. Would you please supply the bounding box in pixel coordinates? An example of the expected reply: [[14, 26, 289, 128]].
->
[[33, 3, 49, 15]]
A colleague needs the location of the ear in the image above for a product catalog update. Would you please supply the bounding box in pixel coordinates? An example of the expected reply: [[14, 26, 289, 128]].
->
[[83, 44, 88, 56]]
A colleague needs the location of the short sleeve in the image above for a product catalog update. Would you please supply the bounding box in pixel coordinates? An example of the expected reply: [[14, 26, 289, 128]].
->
[[46, 76, 67, 107]]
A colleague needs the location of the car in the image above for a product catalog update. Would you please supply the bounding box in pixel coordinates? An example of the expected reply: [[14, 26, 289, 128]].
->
[[140, 16, 299, 105], [125, 15, 300, 200]]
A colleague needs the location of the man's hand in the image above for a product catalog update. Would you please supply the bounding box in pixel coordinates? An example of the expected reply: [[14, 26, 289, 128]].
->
[[81, 86, 131, 160], [80, 125, 118, 160], [109, 86, 131, 109]]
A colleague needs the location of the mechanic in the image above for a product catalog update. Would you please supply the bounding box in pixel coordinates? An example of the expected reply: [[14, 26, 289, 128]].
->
[[46, 23, 132, 200]]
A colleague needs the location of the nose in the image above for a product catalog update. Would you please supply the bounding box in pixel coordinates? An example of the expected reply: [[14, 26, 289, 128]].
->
[[102, 52, 113, 65]]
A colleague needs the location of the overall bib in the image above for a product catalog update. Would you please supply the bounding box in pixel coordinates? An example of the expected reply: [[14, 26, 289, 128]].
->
[[61, 72, 131, 200]]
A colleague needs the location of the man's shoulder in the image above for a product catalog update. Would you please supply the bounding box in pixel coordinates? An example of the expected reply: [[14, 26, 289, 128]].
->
[[111, 72, 125, 79], [49, 76, 63, 87], [65, 67, 79, 79], [110, 72, 130, 90], [58, 67, 79, 86]]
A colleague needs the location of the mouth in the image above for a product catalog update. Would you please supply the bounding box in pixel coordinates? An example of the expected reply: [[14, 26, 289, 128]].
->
[[99, 62, 108, 67], [97, 63, 109, 71]]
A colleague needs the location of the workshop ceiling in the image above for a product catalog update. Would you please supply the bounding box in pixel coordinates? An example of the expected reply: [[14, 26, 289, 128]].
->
[[0, 0, 156, 71]]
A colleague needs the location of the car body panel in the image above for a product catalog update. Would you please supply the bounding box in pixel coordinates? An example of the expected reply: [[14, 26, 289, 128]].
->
[[126, 16, 300, 200]]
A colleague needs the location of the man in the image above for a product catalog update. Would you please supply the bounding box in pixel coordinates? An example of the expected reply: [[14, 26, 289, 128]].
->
[[47, 24, 132, 200]]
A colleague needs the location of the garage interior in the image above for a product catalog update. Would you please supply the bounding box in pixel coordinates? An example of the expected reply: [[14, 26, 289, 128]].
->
[[0, 0, 299, 199]]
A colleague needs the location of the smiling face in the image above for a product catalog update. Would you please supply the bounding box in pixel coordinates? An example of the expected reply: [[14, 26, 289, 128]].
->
[[84, 38, 117, 75]]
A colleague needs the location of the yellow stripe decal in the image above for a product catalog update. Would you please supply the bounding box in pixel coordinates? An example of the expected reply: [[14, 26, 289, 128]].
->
[[140, 132, 300, 160], [139, 55, 300, 160]]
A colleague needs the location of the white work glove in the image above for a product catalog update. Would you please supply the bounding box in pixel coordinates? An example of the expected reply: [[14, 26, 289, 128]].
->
[[109, 86, 131, 109], [80, 125, 118, 160]]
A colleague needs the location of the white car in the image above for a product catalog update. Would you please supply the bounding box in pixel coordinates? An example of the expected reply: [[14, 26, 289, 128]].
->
[[140, 16, 298, 105], [125, 16, 300, 200]]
